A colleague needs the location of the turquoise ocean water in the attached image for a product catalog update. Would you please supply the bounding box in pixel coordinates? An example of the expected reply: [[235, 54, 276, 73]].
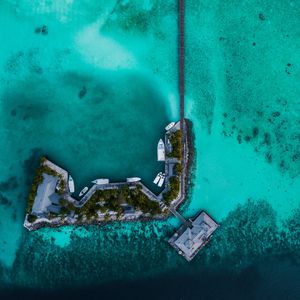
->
[[0, 0, 299, 298]]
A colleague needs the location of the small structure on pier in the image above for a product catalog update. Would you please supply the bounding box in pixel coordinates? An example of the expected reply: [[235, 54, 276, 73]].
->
[[169, 211, 219, 261]]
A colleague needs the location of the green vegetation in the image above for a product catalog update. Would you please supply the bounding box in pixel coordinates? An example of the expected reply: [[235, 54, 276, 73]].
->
[[40, 156, 47, 164], [104, 212, 110, 222], [168, 130, 182, 160], [174, 163, 183, 175], [59, 198, 68, 206], [59, 198, 75, 216], [27, 162, 60, 213], [78, 185, 160, 220], [163, 176, 180, 206], [57, 179, 66, 195], [126, 187, 161, 215], [48, 212, 58, 220], [27, 213, 37, 223]]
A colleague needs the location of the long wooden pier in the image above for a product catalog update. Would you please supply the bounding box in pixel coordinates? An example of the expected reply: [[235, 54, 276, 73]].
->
[[179, 0, 185, 124], [169, 206, 190, 226], [177, 0, 187, 207]]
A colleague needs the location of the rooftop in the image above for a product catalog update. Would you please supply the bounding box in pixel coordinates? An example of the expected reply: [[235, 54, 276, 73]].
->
[[32, 173, 59, 216], [169, 211, 219, 261]]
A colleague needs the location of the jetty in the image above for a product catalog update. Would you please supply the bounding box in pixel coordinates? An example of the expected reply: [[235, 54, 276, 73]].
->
[[169, 211, 219, 261], [166, 0, 219, 261], [23, 0, 219, 262]]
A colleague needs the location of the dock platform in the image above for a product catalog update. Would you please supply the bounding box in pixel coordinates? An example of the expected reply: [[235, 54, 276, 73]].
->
[[169, 211, 219, 261]]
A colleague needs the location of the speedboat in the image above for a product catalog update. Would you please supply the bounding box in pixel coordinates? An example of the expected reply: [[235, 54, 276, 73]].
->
[[158, 173, 165, 187], [157, 139, 165, 161], [79, 186, 88, 197], [153, 172, 162, 184], [68, 176, 75, 193], [165, 122, 175, 131], [126, 177, 141, 183], [92, 178, 109, 185]]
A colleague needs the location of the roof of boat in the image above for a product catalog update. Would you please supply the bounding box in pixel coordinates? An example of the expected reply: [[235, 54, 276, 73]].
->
[[157, 139, 165, 161], [126, 177, 141, 182], [92, 178, 109, 184], [165, 122, 175, 130]]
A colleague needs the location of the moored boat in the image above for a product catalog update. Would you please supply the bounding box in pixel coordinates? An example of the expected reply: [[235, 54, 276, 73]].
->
[[68, 175, 75, 193], [165, 122, 175, 131], [153, 172, 162, 184], [79, 186, 88, 197], [157, 173, 165, 187], [126, 177, 141, 183], [92, 178, 109, 185], [157, 139, 165, 161]]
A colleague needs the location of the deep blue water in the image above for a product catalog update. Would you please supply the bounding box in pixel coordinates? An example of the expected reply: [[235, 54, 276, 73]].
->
[[0, 0, 300, 299], [1, 260, 300, 300]]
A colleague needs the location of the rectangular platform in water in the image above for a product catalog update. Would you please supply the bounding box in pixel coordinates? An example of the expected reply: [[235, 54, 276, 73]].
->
[[169, 211, 219, 261]]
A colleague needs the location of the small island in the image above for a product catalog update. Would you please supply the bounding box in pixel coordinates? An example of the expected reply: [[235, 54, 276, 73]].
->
[[23, 1, 219, 261], [24, 120, 189, 229], [23, 120, 219, 261]]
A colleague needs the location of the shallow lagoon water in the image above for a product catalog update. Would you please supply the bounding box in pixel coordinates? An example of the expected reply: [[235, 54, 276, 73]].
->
[[0, 0, 176, 267], [0, 0, 300, 298]]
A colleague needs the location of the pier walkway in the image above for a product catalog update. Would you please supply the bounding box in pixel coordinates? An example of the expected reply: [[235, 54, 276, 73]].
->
[[168, 1, 219, 261], [166, 0, 188, 223], [169, 206, 191, 226], [170, 0, 187, 211], [44, 159, 68, 186], [179, 0, 185, 125], [179, 0, 186, 204]]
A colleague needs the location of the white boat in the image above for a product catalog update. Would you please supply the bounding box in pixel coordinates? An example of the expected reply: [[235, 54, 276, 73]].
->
[[126, 177, 141, 183], [68, 176, 75, 193], [153, 172, 162, 184], [158, 173, 165, 187], [157, 139, 165, 161], [79, 186, 88, 197], [165, 122, 175, 131], [92, 178, 109, 185]]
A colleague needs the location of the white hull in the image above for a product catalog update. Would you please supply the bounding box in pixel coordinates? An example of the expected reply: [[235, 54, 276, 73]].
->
[[157, 139, 165, 161], [79, 186, 88, 197], [68, 176, 75, 193], [92, 178, 109, 185], [157, 175, 165, 187], [153, 172, 162, 184], [126, 177, 141, 183], [165, 122, 175, 131]]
